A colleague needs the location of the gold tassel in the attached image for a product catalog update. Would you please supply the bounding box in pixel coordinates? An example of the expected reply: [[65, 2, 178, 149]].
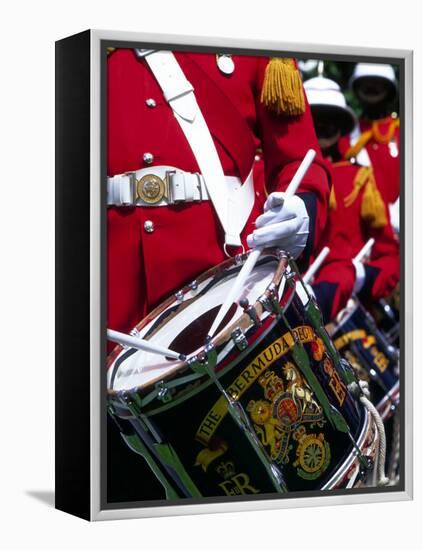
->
[[345, 129, 373, 160], [372, 117, 400, 144], [344, 166, 370, 208], [345, 118, 400, 159], [107, 47, 116, 55], [260, 58, 305, 116], [329, 185, 337, 210], [361, 168, 388, 228]]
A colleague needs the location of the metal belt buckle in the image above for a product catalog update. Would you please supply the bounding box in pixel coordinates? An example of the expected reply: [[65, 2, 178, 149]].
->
[[122, 171, 137, 205], [166, 170, 204, 205], [194, 172, 203, 202], [136, 173, 167, 205], [165, 170, 177, 205]]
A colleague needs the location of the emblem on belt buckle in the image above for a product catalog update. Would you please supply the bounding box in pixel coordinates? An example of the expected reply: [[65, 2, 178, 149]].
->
[[136, 174, 166, 204]]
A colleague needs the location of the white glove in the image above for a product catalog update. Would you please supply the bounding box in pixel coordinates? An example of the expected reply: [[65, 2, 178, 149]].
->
[[353, 259, 366, 293], [246, 192, 310, 258], [389, 198, 400, 234]]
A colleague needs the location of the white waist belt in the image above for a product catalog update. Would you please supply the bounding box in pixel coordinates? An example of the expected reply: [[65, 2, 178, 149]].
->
[[107, 165, 254, 209]]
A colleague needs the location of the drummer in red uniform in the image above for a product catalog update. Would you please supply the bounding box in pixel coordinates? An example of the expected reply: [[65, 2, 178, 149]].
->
[[107, 49, 331, 339], [339, 63, 400, 231], [302, 76, 400, 323]]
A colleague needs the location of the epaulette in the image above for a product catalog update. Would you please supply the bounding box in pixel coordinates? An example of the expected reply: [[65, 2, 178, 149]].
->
[[343, 166, 388, 228], [107, 47, 116, 56], [260, 58, 305, 116], [372, 115, 400, 144], [345, 115, 400, 159]]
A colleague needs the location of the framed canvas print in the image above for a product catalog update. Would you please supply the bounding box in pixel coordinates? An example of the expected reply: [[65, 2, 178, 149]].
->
[[55, 29, 413, 521]]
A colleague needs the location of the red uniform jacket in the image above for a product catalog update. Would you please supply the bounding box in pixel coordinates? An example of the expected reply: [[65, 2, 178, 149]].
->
[[107, 49, 330, 337], [312, 160, 400, 322], [339, 115, 400, 204]]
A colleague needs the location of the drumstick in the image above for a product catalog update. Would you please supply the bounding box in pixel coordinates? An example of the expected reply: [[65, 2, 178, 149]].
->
[[303, 246, 330, 285], [354, 238, 375, 263], [107, 329, 185, 361], [208, 149, 317, 338]]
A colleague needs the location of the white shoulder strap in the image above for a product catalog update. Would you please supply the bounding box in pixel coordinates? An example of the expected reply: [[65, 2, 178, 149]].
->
[[135, 49, 254, 249]]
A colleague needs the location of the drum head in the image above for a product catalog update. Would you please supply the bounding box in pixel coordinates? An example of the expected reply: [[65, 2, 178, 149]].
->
[[107, 254, 286, 393]]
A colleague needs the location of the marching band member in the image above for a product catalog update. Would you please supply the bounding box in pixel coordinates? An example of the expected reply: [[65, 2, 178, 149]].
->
[[339, 63, 400, 231], [303, 76, 400, 323], [107, 50, 331, 339]]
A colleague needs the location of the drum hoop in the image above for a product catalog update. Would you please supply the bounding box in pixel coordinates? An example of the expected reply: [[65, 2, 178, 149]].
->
[[111, 290, 298, 413], [321, 407, 375, 490]]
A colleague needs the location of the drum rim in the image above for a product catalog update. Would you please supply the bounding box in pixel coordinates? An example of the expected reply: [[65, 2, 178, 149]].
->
[[321, 407, 377, 490]]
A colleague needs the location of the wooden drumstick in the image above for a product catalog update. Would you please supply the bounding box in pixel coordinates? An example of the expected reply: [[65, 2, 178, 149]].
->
[[302, 246, 330, 285], [208, 149, 317, 338], [107, 329, 185, 361], [354, 238, 375, 263]]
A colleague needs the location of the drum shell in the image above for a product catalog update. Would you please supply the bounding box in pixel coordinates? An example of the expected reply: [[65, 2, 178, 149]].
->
[[109, 292, 375, 497], [371, 293, 400, 348]]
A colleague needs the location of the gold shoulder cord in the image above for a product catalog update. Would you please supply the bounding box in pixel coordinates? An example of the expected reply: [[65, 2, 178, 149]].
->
[[343, 166, 387, 229], [345, 117, 400, 159]]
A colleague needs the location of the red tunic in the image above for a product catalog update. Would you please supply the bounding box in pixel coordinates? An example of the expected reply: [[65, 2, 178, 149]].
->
[[312, 160, 399, 322], [107, 49, 330, 338], [339, 115, 400, 204]]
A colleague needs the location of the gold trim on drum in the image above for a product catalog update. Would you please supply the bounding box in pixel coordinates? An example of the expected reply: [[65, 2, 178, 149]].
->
[[136, 174, 166, 204]]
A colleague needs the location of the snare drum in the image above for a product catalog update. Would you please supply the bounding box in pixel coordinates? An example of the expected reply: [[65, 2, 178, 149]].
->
[[330, 298, 400, 421], [107, 251, 378, 499]]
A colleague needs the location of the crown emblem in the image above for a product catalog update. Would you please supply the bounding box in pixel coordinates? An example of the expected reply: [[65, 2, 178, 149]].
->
[[258, 370, 284, 401], [216, 461, 236, 480]]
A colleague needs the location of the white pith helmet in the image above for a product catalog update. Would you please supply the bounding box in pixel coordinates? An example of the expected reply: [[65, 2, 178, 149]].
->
[[304, 76, 357, 135], [350, 63, 398, 101]]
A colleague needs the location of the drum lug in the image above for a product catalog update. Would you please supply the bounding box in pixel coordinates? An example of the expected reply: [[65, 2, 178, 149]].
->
[[186, 341, 218, 375], [188, 280, 198, 291], [239, 298, 262, 328], [258, 295, 273, 314], [276, 249, 289, 261], [259, 284, 282, 315], [117, 390, 144, 418], [358, 455, 374, 480], [186, 356, 205, 374], [155, 380, 172, 403], [284, 268, 296, 285], [231, 327, 248, 351], [175, 290, 184, 302]]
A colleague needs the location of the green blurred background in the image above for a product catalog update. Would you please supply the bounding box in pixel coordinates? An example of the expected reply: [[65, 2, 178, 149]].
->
[[298, 60, 400, 117]]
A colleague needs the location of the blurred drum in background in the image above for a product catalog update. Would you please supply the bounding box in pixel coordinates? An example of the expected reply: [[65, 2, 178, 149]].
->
[[371, 284, 400, 348], [330, 297, 399, 422]]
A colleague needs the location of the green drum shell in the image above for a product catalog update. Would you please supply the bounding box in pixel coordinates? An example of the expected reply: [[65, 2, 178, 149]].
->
[[109, 293, 375, 497]]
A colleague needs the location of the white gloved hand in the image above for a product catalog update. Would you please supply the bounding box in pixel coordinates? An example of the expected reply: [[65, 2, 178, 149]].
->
[[247, 192, 310, 258], [389, 198, 400, 234], [353, 259, 366, 293]]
